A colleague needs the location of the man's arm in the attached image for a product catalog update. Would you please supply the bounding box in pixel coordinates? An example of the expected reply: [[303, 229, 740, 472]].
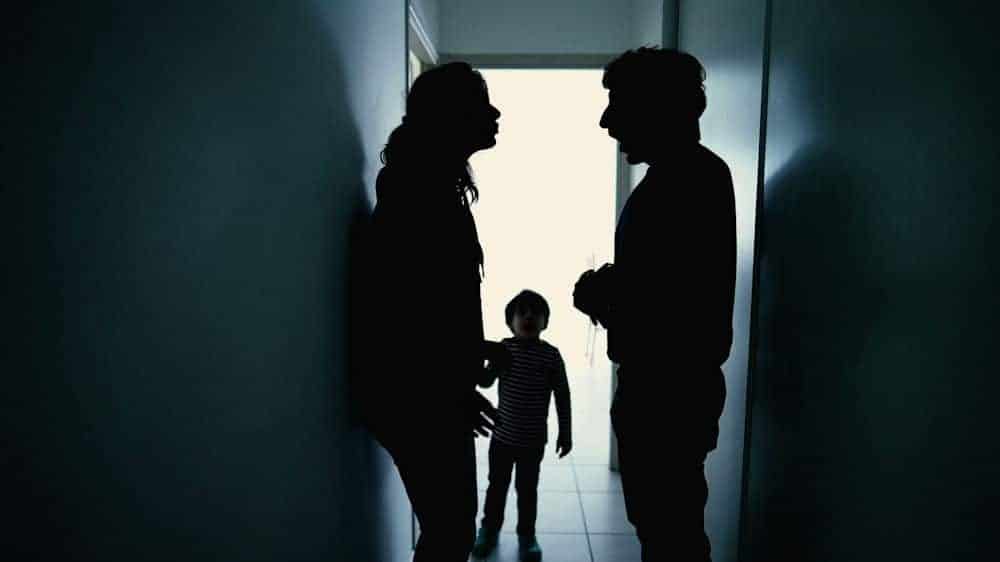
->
[[618, 162, 736, 367]]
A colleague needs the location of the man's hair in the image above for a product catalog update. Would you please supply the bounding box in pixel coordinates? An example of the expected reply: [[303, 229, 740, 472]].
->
[[505, 290, 551, 327], [603, 47, 707, 119]]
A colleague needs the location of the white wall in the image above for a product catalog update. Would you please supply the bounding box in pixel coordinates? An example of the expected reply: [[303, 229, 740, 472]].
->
[[439, 0, 632, 55], [439, 1, 669, 57], [631, 0, 665, 47], [678, 3, 768, 562], [3, 1, 412, 560]]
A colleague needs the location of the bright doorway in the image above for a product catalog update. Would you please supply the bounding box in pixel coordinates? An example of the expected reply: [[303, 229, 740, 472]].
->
[[468, 67, 637, 561], [470, 67, 617, 467]]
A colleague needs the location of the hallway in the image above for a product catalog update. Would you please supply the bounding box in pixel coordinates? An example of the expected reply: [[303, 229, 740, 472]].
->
[[8, 2, 1000, 561], [471, 363, 641, 562]]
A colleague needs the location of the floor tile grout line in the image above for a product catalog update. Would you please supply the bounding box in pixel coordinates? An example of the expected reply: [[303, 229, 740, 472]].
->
[[571, 462, 596, 562]]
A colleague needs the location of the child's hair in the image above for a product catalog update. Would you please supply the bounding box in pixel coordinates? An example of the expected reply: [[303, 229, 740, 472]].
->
[[505, 290, 551, 328]]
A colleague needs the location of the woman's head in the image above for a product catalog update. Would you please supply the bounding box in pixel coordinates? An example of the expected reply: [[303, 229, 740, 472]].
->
[[381, 62, 500, 201], [404, 62, 501, 157]]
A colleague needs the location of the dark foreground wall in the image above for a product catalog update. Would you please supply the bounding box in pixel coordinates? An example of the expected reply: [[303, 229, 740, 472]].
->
[[744, 1, 1000, 560], [4, 2, 412, 560]]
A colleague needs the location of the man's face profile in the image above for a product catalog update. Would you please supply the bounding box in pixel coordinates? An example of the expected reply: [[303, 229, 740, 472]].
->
[[600, 86, 664, 165]]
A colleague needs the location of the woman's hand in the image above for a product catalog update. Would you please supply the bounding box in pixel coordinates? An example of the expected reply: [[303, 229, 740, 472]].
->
[[478, 341, 510, 388], [482, 340, 512, 371], [466, 390, 499, 438]]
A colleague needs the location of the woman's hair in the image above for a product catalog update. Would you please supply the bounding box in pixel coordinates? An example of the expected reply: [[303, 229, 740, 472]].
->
[[380, 62, 488, 203]]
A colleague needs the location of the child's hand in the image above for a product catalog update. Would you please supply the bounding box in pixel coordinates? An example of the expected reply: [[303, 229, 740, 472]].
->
[[556, 438, 573, 458]]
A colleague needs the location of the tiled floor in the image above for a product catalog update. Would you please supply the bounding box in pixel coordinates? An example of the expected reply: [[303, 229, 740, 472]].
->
[[466, 364, 640, 562]]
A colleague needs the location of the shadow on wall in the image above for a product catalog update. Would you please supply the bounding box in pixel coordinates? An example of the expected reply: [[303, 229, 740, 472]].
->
[[756, 147, 1000, 560], [746, 144, 888, 560], [737, 2, 1000, 558], [746, 139, 999, 559], [6, 2, 388, 560]]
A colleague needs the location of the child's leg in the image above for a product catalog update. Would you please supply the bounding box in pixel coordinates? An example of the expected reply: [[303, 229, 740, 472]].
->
[[513, 446, 545, 537], [482, 438, 516, 531]]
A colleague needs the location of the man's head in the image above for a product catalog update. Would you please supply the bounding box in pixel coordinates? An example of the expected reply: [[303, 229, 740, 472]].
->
[[599, 47, 707, 165], [505, 290, 550, 339]]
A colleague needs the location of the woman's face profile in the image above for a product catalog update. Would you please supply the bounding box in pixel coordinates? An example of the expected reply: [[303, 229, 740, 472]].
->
[[454, 84, 501, 156]]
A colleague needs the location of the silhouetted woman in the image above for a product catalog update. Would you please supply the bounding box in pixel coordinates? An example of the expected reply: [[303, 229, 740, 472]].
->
[[359, 62, 501, 562]]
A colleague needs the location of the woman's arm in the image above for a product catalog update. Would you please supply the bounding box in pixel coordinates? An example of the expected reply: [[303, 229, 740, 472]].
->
[[478, 340, 510, 387]]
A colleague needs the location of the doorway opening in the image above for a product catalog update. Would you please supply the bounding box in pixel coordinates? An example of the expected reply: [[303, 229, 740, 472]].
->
[[467, 67, 637, 558], [470, 67, 617, 468]]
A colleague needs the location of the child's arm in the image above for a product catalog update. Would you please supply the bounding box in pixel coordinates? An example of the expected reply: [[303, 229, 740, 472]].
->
[[552, 352, 573, 457]]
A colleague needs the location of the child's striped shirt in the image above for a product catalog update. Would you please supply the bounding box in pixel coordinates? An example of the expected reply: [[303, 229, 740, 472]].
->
[[490, 337, 571, 448]]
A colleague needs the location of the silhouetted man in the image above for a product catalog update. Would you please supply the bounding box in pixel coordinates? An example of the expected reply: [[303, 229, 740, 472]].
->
[[574, 48, 735, 562]]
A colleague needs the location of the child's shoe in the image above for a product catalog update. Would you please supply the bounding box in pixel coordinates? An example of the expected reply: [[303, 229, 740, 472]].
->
[[471, 527, 499, 558], [518, 535, 542, 562]]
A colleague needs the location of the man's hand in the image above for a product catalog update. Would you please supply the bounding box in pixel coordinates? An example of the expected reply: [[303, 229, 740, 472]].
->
[[556, 437, 573, 459], [467, 390, 498, 438], [574, 263, 614, 325], [573, 269, 599, 322]]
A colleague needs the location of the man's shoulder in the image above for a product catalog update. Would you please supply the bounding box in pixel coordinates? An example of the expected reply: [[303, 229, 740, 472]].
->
[[694, 144, 731, 174], [636, 145, 731, 199], [693, 145, 735, 211]]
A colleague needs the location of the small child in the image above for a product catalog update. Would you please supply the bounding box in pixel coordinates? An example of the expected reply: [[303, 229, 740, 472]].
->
[[472, 290, 572, 562]]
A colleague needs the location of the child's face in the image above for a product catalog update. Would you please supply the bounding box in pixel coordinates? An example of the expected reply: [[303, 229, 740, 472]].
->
[[511, 308, 547, 339]]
